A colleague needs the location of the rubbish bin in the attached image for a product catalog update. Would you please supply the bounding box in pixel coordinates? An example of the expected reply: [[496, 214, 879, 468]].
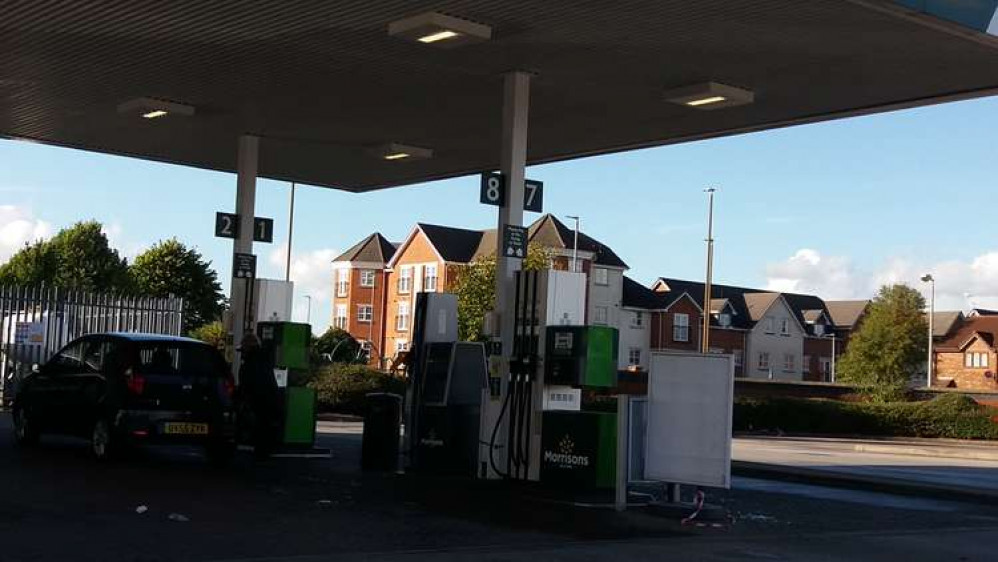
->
[[362, 392, 402, 471]]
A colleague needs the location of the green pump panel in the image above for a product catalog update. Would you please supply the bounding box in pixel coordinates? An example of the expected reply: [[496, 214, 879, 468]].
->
[[544, 325, 618, 388], [257, 321, 311, 370]]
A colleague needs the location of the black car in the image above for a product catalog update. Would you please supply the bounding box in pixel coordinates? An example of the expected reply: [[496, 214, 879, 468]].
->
[[11, 333, 236, 462]]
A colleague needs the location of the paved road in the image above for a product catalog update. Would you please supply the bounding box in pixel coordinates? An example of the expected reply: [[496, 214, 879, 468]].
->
[[3, 416, 998, 561], [734, 436, 998, 493]]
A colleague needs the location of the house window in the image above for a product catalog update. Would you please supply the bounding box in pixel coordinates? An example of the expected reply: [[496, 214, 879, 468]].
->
[[423, 264, 438, 292], [966, 352, 989, 368], [593, 267, 609, 286], [398, 267, 412, 294], [397, 302, 410, 331], [396, 340, 409, 353], [336, 269, 349, 297], [357, 305, 373, 323], [734, 349, 744, 367], [359, 341, 372, 360], [360, 269, 376, 287], [758, 352, 770, 370], [765, 318, 775, 334], [333, 305, 347, 329], [821, 357, 831, 376], [673, 313, 690, 342], [632, 311, 644, 328], [780, 318, 790, 336], [628, 347, 642, 367], [594, 306, 609, 326], [718, 313, 731, 327], [783, 353, 795, 372], [814, 323, 825, 336], [803, 355, 811, 373]]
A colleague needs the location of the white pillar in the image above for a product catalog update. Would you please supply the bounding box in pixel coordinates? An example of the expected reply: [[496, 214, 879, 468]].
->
[[490, 71, 530, 476], [231, 135, 259, 374]]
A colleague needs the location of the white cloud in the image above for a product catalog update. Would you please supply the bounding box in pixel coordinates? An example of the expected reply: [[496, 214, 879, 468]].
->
[[268, 244, 338, 332], [765, 248, 860, 299], [101, 222, 147, 261], [0, 205, 50, 262], [766, 248, 998, 312]]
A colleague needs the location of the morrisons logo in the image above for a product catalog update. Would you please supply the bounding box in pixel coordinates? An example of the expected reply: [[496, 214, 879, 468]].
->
[[543, 435, 590, 467]]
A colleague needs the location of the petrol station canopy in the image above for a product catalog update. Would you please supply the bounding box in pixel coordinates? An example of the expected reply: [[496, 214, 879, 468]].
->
[[2, 1, 998, 192]]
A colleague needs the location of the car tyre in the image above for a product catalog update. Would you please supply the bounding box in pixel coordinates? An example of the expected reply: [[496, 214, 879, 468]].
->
[[12, 406, 40, 447], [90, 418, 116, 461]]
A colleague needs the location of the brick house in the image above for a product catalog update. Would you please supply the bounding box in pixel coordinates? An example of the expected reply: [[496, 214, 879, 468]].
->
[[933, 315, 998, 391], [383, 223, 484, 360], [782, 293, 836, 382], [329, 233, 397, 365], [824, 300, 870, 358], [337, 215, 628, 369]]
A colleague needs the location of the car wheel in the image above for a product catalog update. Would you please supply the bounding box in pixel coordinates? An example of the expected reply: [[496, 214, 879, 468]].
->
[[90, 419, 115, 461], [12, 406, 39, 447]]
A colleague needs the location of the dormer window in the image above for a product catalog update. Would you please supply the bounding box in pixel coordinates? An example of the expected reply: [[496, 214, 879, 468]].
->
[[718, 313, 731, 327], [814, 323, 825, 336]]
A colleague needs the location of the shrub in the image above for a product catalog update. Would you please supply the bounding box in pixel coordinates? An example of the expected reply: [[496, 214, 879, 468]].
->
[[734, 394, 998, 440], [308, 364, 404, 415]]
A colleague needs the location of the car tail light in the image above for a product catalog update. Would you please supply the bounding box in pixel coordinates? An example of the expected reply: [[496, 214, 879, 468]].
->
[[125, 369, 146, 395], [222, 377, 235, 399]]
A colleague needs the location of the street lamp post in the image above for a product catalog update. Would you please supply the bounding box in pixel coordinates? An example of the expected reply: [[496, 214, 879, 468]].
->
[[921, 274, 935, 388], [829, 334, 836, 383], [566, 215, 580, 272], [701, 188, 716, 354]]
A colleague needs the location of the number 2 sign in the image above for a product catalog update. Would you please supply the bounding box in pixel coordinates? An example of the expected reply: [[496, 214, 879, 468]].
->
[[214, 213, 274, 243]]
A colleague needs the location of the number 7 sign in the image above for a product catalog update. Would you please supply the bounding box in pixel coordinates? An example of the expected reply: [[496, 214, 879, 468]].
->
[[479, 173, 544, 213]]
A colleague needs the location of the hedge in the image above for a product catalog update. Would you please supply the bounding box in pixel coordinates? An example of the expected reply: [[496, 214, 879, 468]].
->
[[307, 364, 404, 415], [734, 394, 998, 440]]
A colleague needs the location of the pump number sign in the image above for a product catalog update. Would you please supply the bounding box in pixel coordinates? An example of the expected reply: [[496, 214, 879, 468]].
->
[[480, 173, 544, 213]]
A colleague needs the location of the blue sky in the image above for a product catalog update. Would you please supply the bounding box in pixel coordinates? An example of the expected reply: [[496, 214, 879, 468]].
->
[[4, 95, 998, 331]]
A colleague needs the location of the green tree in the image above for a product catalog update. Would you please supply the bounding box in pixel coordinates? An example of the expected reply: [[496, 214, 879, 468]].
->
[[838, 284, 928, 401], [189, 320, 227, 350], [453, 244, 551, 342], [0, 221, 130, 291], [313, 327, 361, 364], [0, 240, 59, 286], [130, 239, 225, 331]]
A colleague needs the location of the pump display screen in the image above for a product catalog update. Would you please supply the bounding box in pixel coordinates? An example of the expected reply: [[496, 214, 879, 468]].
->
[[552, 331, 574, 354]]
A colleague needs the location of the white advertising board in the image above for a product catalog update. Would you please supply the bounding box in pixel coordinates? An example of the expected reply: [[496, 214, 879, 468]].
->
[[645, 352, 734, 488]]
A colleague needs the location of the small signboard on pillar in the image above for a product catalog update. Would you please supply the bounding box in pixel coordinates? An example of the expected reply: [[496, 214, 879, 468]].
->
[[502, 224, 528, 258], [233, 253, 257, 279]]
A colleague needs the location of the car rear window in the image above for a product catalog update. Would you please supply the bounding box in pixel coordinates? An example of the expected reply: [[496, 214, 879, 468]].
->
[[135, 342, 225, 378]]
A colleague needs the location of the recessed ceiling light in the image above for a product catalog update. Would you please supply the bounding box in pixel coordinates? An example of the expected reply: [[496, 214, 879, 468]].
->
[[117, 97, 195, 119], [388, 12, 491, 48], [664, 82, 754, 110], [418, 30, 460, 44], [370, 143, 433, 162]]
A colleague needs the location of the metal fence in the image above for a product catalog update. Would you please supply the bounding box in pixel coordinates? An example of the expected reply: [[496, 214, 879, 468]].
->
[[0, 285, 184, 403]]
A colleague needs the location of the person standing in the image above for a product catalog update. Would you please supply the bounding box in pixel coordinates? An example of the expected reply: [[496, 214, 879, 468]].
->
[[238, 333, 279, 457]]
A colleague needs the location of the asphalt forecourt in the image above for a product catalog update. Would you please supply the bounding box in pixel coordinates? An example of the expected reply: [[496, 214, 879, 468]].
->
[[4, 415, 998, 562]]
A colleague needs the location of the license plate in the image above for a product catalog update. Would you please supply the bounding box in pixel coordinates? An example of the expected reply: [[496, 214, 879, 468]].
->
[[163, 422, 209, 435]]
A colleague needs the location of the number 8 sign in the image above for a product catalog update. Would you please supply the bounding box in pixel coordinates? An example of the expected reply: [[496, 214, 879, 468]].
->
[[479, 173, 544, 213], [480, 172, 506, 206]]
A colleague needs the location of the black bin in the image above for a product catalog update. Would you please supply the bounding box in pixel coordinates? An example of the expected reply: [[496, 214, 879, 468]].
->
[[362, 393, 402, 471]]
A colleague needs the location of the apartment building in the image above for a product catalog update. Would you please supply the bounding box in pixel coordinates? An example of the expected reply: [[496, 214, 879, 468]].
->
[[329, 233, 397, 363], [334, 214, 626, 368]]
